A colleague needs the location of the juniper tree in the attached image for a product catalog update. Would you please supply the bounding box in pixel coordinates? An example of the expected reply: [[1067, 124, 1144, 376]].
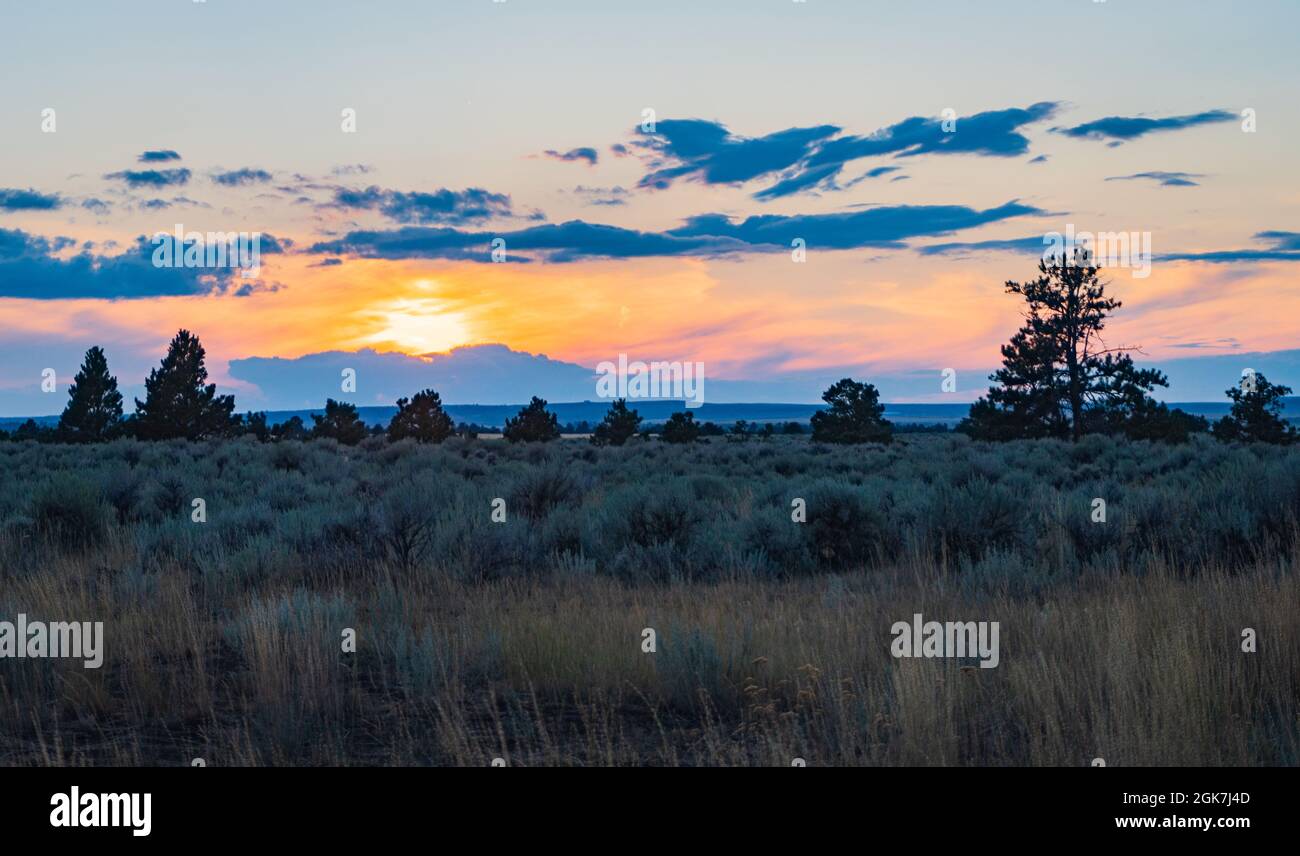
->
[[242, 411, 270, 442], [312, 398, 368, 445], [809, 378, 893, 444], [1212, 372, 1295, 444], [591, 398, 640, 446], [388, 388, 454, 443], [660, 410, 700, 444], [58, 346, 123, 442], [133, 330, 237, 440], [503, 396, 560, 442]]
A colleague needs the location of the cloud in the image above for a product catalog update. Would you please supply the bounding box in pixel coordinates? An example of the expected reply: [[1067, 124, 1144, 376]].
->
[[751, 163, 842, 200], [1028, 155, 1049, 164], [0, 227, 286, 299], [212, 168, 274, 187], [1052, 109, 1235, 143], [542, 147, 599, 166], [229, 344, 603, 407], [919, 227, 1300, 262], [1161, 230, 1300, 263], [330, 164, 373, 176], [0, 188, 63, 211], [633, 104, 1058, 200], [310, 200, 1043, 263], [326, 185, 515, 225], [1106, 171, 1204, 187], [138, 150, 182, 162], [104, 168, 192, 188], [915, 236, 1050, 257], [634, 119, 841, 193], [1167, 338, 1241, 350], [1255, 231, 1300, 251], [571, 185, 629, 206], [134, 196, 210, 211]]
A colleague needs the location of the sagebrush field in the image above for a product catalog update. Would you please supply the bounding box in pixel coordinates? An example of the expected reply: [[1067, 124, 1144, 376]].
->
[[1, 433, 1296, 765]]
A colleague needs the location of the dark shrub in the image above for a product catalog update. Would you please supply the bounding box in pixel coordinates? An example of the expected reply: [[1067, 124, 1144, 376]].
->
[[29, 475, 111, 550]]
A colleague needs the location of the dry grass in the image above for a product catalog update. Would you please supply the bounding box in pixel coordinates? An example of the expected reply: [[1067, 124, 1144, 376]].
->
[[1, 435, 1296, 766]]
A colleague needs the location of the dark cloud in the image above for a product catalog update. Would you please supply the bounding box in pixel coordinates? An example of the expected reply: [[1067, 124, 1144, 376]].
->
[[1052, 109, 1235, 143], [330, 164, 373, 176], [633, 104, 1058, 200], [1254, 231, 1300, 251], [138, 150, 182, 162], [104, 168, 192, 188], [310, 200, 1042, 263], [915, 236, 1050, 257], [1106, 171, 1204, 187], [0, 227, 286, 299], [0, 188, 63, 211], [1162, 231, 1300, 263], [1028, 155, 1049, 164], [212, 168, 274, 187], [327, 185, 514, 225], [542, 147, 599, 166], [635, 119, 841, 193]]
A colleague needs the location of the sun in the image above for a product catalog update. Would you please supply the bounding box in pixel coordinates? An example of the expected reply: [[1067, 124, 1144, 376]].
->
[[357, 296, 472, 355]]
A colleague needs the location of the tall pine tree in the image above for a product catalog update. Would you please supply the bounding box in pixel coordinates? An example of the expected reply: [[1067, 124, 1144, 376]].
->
[[58, 346, 123, 442], [133, 330, 237, 440], [963, 250, 1167, 441]]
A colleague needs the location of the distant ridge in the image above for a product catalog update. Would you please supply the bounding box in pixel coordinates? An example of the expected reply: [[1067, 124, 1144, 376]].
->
[[5, 399, 1295, 431]]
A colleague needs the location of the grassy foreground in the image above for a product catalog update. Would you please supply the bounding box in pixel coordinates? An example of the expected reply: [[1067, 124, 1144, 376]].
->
[[1, 434, 1297, 765]]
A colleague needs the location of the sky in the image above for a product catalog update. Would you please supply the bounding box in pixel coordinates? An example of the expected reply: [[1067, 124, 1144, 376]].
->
[[1, 0, 1298, 414]]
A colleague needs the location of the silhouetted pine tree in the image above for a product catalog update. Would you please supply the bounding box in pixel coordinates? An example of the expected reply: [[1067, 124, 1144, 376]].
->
[[58, 346, 123, 442], [963, 251, 1167, 441], [133, 330, 237, 440]]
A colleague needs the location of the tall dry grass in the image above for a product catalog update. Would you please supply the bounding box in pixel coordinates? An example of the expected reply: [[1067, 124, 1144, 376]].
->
[[0, 435, 1296, 765]]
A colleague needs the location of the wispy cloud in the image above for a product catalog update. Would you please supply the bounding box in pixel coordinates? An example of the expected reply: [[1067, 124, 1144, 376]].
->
[[542, 147, 599, 166], [633, 103, 1059, 200], [104, 168, 192, 188], [1162, 231, 1300, 263], [326, 185, 516, 225], [1106, 171, 1205, 187], [1052, 109, 1235, 143], [212, 168, 274, 187], [311, 200, 1043, 263]]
